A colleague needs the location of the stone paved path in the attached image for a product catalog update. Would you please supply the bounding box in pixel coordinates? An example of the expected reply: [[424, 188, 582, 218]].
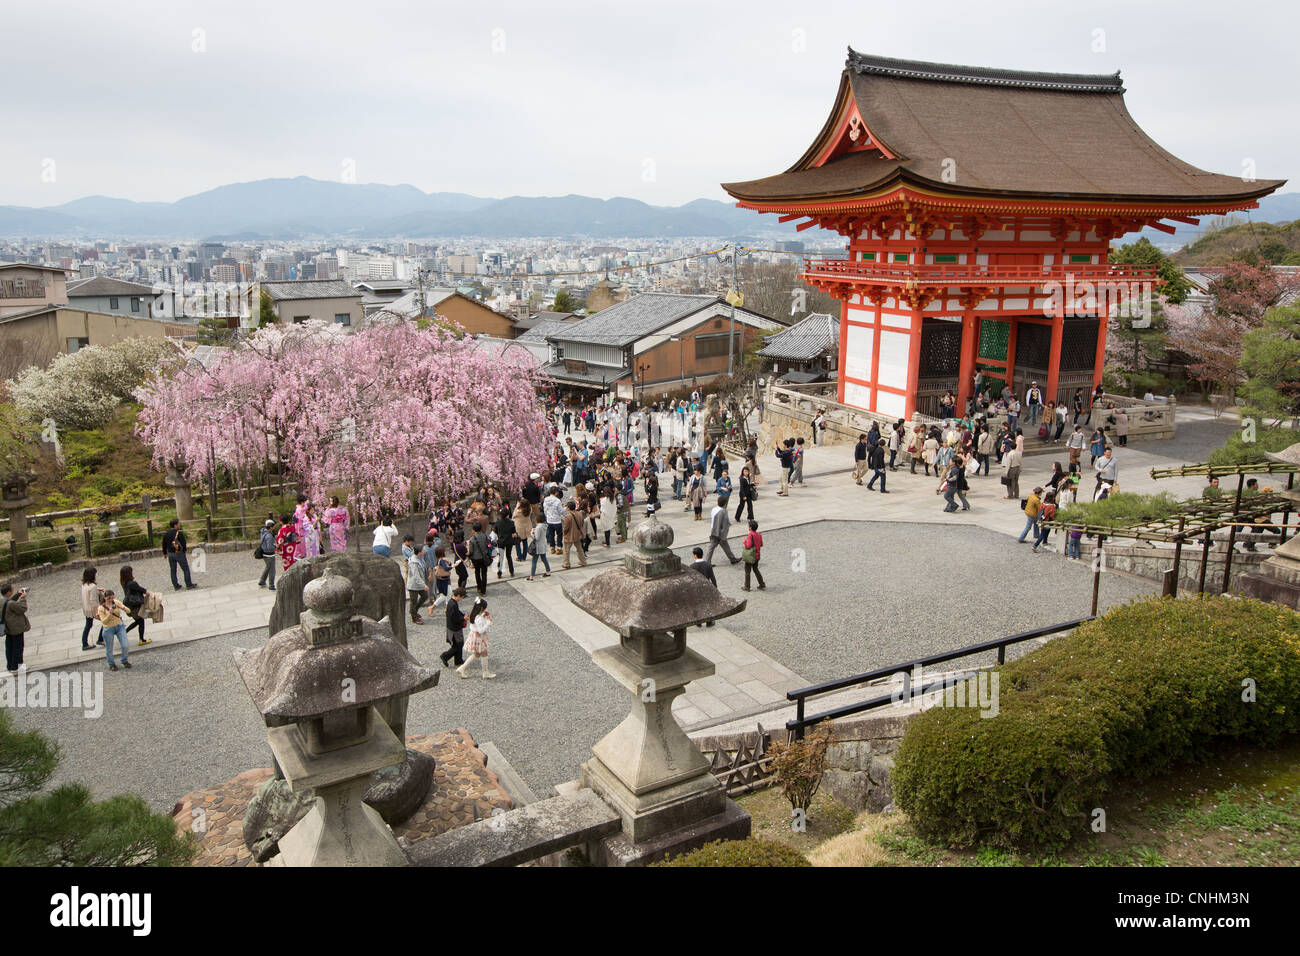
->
[[10, 404, 1242, 740]]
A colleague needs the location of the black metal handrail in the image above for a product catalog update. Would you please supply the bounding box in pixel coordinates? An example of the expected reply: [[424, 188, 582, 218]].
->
[[785, 617, 1094, 738]]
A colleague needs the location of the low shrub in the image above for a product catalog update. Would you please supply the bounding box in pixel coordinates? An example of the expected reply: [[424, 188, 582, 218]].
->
[[653, 838, 811, 867], [768, 728, 830, 815], [892, 596, 1300, 850]]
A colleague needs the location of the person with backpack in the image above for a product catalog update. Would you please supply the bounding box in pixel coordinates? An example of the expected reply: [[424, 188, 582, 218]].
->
[[468, 522, 492, 596], [740, 520, 766, 592], [3, 584, 31, 672], [119, 565, 152, 646], [258, 519, 278, 591], [1018, 487, 1044, 544], [161, 518, 197, 590], [440, 588, 467, 667], [1033, 491, 1058, 552], [406, 543, 429, 625], [494, 507, 517, 579]]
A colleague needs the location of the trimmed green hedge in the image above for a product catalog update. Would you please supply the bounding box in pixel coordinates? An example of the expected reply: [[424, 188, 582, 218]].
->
[[653, 838, 810, 867], [892, 596, 1300, 850]]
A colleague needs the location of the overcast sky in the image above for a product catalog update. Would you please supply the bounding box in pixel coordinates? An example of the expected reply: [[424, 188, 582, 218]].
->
[[2, 0, 1294, 208]]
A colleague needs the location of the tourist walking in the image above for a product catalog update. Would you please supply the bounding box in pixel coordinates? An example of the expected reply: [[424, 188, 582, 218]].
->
[[1003, 444, 1023, 500], [740, 520, 766, 592], [469, 521, 492, 595], [853, 433, 869, 484], [527, 521, 553, 580], [406, 543, 428, 625], [543, 487, 565, 555], [791, 438, 806, 486], [456, 598, 496, 679], [689, 465, 707, 519], [599, 489, 618, 547], [95, 589, 131, 671], [440, 588, 467, 667], [161, 519, 197, 590], [1094, 446, 1119, 497], [689, 547, 718, 627], [512, 498, 533, 562], [562, 501, 588, 569], [258, 520, 278, 591], [735, 466, 756, 522], [3, 584, 30, 672], [1066, 425, 1085, 470], [1018, 487, 1044, 543], [119, 565, 152, 646], [431, 546, 452, 608], [80, 568, 103, 650], [1115, 408, 1129, 446], [1033, 491, 1058, 552], [942, 455, 970, 512], [277, 512, 300, 568], [706, 499, 741, 566], [494, 508, 517, 578], [866, 438, 889, 492]]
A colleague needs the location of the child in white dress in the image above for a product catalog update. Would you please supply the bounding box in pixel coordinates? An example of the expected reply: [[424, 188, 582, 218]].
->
[[456, 597, 495, 679]]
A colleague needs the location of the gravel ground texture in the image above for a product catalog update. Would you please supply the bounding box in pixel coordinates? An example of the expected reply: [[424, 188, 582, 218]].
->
[[6, 583, 624, 812], [708, 519, 1159, 686]]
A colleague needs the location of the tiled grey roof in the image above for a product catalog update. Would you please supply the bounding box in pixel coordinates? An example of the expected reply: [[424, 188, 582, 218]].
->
[[67, 276, 159, 297], [540, 361, 630, 386], [516, 319, 573, 344], [546, 293, 722, 347], [757, 312, 838, 360], [261, 280, 360, 301], [847, 49, 1124, 93]]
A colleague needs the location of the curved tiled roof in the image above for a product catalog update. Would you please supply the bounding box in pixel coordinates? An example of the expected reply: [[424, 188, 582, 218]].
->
[[722, 51, 1284, 207]]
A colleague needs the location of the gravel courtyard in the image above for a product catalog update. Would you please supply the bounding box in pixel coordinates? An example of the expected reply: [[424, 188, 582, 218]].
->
[[710, 519, 1160, 685], [7, 583, 625, 811]]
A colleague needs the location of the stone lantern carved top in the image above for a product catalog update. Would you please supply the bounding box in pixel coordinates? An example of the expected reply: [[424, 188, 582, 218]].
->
[[234, 571, 438, 726], [565, 509, 745, 639], [1266, 443, 1300, 466]]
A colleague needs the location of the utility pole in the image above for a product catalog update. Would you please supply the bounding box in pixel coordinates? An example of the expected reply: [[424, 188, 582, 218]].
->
[[727, 244, 737, 376]]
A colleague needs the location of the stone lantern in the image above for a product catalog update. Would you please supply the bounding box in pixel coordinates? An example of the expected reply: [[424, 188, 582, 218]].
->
[[1, 470, 34, 544], [564, 507, 751, 865], [1239, 443, 1300, 610], [234, 567, 439, 866]]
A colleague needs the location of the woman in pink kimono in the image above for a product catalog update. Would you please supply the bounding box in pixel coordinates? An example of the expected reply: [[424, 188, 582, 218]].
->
[[293, 495, 320, 560], [323, 496, 349, 552]]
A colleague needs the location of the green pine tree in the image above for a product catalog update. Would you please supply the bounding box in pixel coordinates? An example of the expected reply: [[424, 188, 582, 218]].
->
[[1239, 303, 1300, 424], [0, 709, 198, 866]]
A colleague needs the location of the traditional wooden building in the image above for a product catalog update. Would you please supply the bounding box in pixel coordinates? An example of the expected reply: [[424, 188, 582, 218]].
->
[[723, 51, 1284, 418]]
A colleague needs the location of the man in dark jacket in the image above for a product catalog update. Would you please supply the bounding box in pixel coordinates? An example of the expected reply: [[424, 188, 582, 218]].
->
[[494, 510, 516, 578], [853, 433, 868, 485], [522, 473, 543, 523], [468, 523, 492, 595], [688, 546, 717, 628], [161, 519, 198, 590], [440, 588, 467, 667], [866, 438, 889, 493]]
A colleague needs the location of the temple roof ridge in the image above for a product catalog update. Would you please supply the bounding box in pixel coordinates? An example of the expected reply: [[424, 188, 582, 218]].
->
[[846, 48, 1124, 94]]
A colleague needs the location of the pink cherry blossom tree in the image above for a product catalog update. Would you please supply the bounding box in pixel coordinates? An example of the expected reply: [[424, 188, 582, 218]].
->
[[135, 320, 550, 520]]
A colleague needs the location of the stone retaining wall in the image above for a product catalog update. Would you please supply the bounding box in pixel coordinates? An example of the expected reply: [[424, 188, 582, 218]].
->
[[2, 538, 261, 584], [1095, 538, 1274, 595]]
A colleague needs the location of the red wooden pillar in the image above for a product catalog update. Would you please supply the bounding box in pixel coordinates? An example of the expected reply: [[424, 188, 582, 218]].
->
[[957, 310, 978, 412], [1092, 311, 1109, 392], [904, 308, 923, 419], [1046, 312, 1064, 404], [870, 297, 883, 412], [836, 295, 850, 405], [1004, 318, 1019, 396]]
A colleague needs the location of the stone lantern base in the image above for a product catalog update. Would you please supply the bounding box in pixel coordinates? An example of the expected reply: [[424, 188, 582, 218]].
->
[[576, 644, 750, 866], [1238, 535, 1300, 610]]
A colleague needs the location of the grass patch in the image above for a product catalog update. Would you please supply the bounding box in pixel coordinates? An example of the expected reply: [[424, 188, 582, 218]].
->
[[734, 786, 856, 856], [809, 735, 1300, 867]]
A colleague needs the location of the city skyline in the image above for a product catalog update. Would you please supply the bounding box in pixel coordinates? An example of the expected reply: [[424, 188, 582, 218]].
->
[[2, 0, 1296, 209]]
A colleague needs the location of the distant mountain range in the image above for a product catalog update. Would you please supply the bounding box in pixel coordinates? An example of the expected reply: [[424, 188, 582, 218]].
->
[[0, 177, 790, 240], [4, 176, 1297, 247]]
